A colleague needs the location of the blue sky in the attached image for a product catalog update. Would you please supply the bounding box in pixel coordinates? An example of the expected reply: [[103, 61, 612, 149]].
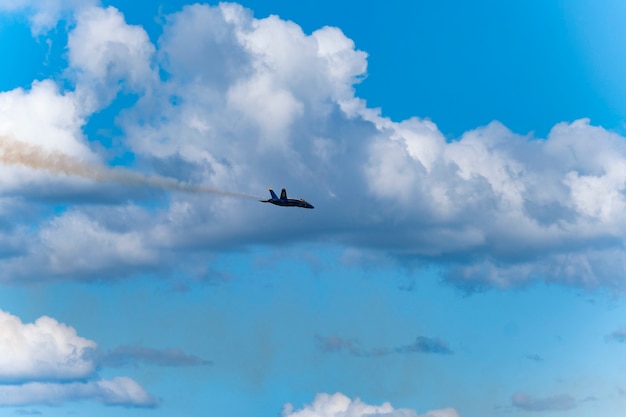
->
[[0, 1, 626, 416]]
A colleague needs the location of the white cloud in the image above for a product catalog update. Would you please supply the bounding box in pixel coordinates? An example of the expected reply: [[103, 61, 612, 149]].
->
[[0, 0, 98, 35], [128, 3, 367, 158], [0, 80, 105, 197], [362, 117, 626, 290], [0, 309, 95, 383], [227, 72, 304, 148], [312, 26, 368, 100], [0, 80, 90, 158], [281, 392, 459, 417], [68, 5, 157, 112], [158, 3, 250, 87], [0, 377, 157, 407]]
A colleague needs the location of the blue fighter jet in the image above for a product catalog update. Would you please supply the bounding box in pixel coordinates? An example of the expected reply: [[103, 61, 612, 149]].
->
[[260, 188, 314, 209]]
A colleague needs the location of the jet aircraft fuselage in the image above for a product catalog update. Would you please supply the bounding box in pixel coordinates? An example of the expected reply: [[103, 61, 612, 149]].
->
[[261, 188, 314, 209]]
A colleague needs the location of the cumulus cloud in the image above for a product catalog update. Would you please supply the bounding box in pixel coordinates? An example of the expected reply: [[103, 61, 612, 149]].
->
[[2, 2, 626, 290], [0, 309, 155, 406], [0, 80, 91, 160], [281, 392, 459, 417], [511, 392, 576, 412], [68, 5, 157, 112], [0, 309, 96, 383], [108, 4, 626, 291], [0, 309, 207, 407], [0, 78, 111, 203]]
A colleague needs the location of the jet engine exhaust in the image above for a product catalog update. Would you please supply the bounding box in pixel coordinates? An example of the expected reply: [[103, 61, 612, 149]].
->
[[0, 135, 261, 200]]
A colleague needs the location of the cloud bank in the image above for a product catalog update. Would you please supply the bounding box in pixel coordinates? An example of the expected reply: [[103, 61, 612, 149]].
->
[[1, 2, 626, 291]]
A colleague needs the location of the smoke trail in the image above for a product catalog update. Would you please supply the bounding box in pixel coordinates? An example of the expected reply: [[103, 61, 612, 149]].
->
[[0, 136, 262, 200]]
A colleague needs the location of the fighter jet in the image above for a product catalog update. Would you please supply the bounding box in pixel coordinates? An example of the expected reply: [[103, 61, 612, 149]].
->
[[260, 188, 314, 209]]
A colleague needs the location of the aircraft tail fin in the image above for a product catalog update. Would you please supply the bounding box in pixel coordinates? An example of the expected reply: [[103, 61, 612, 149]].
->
[[280, 188, 287, 200], [269, 188, 279, 200]]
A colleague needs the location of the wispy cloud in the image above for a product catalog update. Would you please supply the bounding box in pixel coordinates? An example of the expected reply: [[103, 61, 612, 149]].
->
[[13, 410, 42, 416], [606, 327, 626, 343], [511, 392, 576, 412], [94, 345, 212, 368], [525, 354, 544, 363], [316, 335, 453, 357], [315, 335, 363, 356], [395, 336, 453, 355]]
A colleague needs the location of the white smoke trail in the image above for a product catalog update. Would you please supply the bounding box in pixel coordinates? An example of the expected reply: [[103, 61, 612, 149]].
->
[[0, 136, 262, 200]]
